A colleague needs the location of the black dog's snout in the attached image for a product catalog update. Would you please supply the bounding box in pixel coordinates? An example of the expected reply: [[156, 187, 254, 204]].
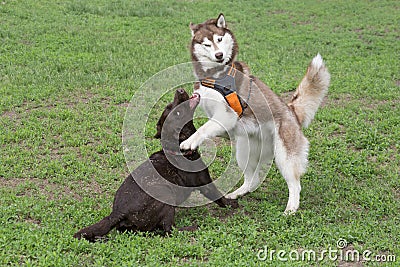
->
[[215, 52, 223, 60]]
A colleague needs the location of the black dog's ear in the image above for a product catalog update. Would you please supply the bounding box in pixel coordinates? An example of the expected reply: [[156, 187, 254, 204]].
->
[[154, 125, 162, 138], [154, 121, 162, 138]]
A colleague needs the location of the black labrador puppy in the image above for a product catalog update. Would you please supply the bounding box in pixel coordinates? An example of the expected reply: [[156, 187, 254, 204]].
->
[[74, 88, 238, 242]]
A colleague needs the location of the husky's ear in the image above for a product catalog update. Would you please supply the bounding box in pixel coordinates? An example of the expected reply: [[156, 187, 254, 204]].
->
[[189, 22, 197, 36], [216, 13, 226, 28]]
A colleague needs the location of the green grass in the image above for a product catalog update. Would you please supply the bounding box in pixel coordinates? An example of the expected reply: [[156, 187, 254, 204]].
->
[[1, 0, 399, 266]]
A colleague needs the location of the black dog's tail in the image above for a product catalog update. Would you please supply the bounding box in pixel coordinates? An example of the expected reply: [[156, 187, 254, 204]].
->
[[73, 212, 123, 242]]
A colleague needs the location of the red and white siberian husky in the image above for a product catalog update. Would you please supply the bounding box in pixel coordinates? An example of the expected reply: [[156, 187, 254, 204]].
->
[[180, 14, 330, 213]]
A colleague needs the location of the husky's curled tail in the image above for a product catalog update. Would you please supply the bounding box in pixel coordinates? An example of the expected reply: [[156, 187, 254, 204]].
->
[[288, 54, 330, 128]]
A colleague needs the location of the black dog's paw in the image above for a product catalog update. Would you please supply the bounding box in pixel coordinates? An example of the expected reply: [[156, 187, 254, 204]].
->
[[178, 224, 198, 232], [73, 231, 84, 240], [224, 198, 239, 209], [73, 231, 96, 243]]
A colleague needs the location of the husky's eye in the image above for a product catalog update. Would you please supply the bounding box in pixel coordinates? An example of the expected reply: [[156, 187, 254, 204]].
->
[[203, 43, 211, 47], [217, 37, 223, 42]]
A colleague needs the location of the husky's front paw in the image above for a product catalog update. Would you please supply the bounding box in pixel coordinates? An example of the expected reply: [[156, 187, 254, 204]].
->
[[225, 192, 239, 199], [180, 134, 202, 151]]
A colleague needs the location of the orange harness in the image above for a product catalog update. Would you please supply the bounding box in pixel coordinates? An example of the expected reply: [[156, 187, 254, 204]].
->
[[200, 64, 247, 117]]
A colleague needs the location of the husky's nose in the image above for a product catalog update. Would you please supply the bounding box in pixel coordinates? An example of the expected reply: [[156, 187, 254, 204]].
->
[[215, 52, 223, 60]]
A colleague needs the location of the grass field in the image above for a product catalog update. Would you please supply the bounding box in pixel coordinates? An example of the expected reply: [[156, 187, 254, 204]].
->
[[1, 0, 399, 266]]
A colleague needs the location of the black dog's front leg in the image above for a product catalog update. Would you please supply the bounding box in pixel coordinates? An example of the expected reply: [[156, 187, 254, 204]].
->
[[203, 186, 239, 208], [197, 171, 239, 208]]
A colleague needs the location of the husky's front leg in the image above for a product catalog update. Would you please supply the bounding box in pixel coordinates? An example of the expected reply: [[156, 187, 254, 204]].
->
[[180, 119, 227, 151], [181, 88, 238, 150], [181, 104, 238, 150]]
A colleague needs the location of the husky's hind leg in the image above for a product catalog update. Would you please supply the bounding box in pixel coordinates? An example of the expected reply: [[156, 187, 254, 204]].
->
[[274, 134, 308, 214]]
